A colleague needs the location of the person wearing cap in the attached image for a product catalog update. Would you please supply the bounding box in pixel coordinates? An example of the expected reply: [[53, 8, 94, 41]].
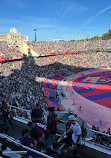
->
[[62, 115, 81, 158]]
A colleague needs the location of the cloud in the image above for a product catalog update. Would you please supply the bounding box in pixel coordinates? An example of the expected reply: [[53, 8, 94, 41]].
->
[[60, 1, 88, 19], [83, 5, 111, 26], [61, 6, 71, 19]]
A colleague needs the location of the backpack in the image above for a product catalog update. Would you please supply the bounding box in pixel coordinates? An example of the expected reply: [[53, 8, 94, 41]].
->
[[81, 125, 87, 138]]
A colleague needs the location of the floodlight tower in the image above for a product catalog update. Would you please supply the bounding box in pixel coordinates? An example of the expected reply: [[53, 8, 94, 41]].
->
[[33, 29, 37, 41]]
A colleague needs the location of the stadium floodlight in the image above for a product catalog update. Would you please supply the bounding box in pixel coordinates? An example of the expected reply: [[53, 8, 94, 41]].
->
[[33, 29, 37, 41]]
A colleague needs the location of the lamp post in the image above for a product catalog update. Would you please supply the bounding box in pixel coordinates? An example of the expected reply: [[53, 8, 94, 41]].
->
[[33, 29, 37, 41]]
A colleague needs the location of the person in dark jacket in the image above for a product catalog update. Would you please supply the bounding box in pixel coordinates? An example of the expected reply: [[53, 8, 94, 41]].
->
[[47, 106, 55, 129], [1, 100, 13, 127], [31, 103, 43, 123]]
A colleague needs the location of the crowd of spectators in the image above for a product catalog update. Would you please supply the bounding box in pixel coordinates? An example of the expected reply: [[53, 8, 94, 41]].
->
[[91, 125, 111, 148], [0, 39, 111, 157], [0, 49, 111, 119], [28, 39, 111, 56], [0, 41, 22, 59]]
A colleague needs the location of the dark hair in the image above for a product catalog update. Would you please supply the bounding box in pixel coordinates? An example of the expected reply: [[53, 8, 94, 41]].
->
[[36, 103, 40, 107], [21, 129, 29, 136], [0, 144, 7, 154], [51, 113, 57, 118], [27, 121, 33, 127], [53, 142, 58, 149], [2, 100, 7, 106], [47, 106, 55, 111], [36, 142, 44, 149]]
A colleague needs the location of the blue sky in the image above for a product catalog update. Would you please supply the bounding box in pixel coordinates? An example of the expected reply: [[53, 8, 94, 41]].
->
[[0, 0, 111, 41]]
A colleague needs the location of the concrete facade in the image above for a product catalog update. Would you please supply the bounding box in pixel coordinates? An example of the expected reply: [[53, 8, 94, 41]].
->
[[0, 27, 28, 51]]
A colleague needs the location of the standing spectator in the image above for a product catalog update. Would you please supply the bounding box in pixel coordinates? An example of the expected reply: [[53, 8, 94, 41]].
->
[[49, 113, 66, 143], [47, 106, 55, 129], [63, 115, 81, 158], [64, 114, 73, 146], [1, 100, 13, 128], [31, 103, 43, 123]]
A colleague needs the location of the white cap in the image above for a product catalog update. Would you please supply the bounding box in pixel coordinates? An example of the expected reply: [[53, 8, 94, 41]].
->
[[68, 115, 76, 121]]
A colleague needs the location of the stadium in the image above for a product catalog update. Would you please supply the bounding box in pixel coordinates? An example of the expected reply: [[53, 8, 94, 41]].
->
[[0, 26, 111, 158]]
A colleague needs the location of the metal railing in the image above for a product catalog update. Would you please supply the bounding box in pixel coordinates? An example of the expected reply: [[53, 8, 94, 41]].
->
[[0, 133, 53, 158], [8, 105, 31, 121], [6, 106, 111, 152]]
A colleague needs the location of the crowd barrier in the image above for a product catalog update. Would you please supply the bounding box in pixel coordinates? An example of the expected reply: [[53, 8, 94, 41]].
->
[[0, 133, 53, 158], [8, 105, 31, 121], [0, 56, 22, 62], [1, 106, 111, 156], [44, 50, 88, 56]]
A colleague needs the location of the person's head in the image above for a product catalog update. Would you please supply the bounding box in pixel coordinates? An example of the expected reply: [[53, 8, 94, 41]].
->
[[21, 129, 29, 137], [0, 144, 7, 152], [27, 121, 34, 128], [47, 106, 55, 114], [2, 100, 7, 107], [52, 142, 58, 150], [35, 103, 40, 109], [51, 113, 58, 121], [92, 125, 96, 130], [68, 115, 76, 124], [36, 142, 44, 151]]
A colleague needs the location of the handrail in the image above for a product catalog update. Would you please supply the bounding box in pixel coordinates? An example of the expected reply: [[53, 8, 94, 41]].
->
[[87, 128, 111, 138], [3, 151, 27, 154], [0, 133, 53, 158], [8, 105, 30, 112], [86, 139, 111, 150]]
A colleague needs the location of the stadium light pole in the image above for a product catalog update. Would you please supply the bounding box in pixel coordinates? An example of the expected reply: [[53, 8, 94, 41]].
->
[[33, 29, 37, 42]]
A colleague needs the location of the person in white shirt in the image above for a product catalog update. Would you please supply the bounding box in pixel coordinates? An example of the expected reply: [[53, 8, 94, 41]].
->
[[63, 115, 81, 158]]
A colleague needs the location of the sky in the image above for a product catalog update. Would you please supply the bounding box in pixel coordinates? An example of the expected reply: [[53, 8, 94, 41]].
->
[[0, 0, 111, 41]]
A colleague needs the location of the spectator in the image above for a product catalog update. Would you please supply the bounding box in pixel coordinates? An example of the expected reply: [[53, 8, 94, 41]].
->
[[31, 103, 43, 123], [0, 122, 9, 134], [27, 141, 44, 158], [27, 121, 51, 149], [46, 141, 59, 158], [47, 106, 55, 129], [1, 100, 13, 128], [49, 113, 66, 143], [20, 129, 35, 148], [62, 115, 81, 158]]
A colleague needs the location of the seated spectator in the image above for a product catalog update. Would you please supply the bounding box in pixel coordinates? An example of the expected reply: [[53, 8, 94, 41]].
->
[[20, 129, 35, 148], [31, 103, 43, 123], [0, 122, 9, 134], [46, 141, 59, 158], [28, 121, 51, 149], [107, 128, 110, 135], [0, 144, 9, 158], [27, 141, 45, 158]]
